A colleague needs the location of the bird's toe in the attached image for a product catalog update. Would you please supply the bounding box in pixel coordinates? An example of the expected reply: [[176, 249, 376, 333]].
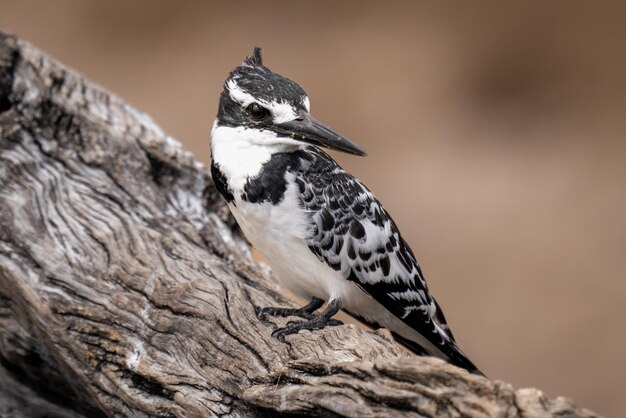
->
[[271, 321, 304, 339]]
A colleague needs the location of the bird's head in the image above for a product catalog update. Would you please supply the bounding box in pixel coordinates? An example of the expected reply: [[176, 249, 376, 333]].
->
[[213, 47, 366, 156]]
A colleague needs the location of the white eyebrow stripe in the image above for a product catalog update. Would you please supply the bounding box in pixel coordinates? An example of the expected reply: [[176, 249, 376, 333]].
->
[[227, 79, 256, 106], [227, 79, 299, 124], [303, 96, 310, 112]]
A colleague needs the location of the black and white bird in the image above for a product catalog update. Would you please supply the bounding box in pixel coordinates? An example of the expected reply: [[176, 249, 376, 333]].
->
[[210, 48, 483, 375]]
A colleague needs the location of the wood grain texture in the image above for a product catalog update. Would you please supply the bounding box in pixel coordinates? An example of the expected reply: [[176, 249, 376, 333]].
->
[[0, 31, 600, 418]]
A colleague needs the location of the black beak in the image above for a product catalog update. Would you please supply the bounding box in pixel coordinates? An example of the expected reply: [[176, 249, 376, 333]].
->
[[274, 112, 366, 156]]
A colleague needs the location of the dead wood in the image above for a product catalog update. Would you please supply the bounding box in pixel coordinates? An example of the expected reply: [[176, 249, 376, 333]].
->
[[0, 31, 600, 418]]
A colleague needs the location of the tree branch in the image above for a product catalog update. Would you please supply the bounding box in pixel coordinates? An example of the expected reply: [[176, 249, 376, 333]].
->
[[0, 31, 599, 418]]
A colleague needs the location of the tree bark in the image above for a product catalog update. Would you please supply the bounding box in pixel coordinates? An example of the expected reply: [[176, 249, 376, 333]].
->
[[0, 31, 600, 418]]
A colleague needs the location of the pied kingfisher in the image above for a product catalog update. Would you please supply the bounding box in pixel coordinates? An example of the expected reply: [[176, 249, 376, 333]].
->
[[210, 48, 483, 375]]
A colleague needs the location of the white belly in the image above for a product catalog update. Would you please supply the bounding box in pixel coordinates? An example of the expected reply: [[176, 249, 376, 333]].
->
[[229, 180, 342, 301]]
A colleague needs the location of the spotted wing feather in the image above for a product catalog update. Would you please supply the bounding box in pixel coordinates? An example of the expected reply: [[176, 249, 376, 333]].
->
[[296, 148, 479, 373]]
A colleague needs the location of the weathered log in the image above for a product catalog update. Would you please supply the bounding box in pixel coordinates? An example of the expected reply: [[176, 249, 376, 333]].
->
[[0, 31, 600, 418]]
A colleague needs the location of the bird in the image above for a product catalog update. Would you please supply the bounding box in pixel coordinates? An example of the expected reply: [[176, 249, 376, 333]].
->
[[210, 47, 483, 376]]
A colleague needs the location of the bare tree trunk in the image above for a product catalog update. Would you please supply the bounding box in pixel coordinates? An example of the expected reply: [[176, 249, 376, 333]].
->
[[0, 31, 599, 418]]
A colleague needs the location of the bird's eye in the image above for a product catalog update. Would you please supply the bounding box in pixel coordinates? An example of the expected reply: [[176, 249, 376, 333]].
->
[[246, 103, 269, 120]]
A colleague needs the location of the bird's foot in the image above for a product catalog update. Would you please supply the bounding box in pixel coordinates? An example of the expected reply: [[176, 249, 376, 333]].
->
[[269, 298, 343, 340], [256, 297, 324, 320], [272, 316, 343, 340]]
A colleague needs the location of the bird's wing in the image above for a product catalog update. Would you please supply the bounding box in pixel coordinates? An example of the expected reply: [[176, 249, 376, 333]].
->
[[297, 148, 478, 370]]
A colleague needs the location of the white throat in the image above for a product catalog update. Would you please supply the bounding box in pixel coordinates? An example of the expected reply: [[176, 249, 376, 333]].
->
[[211, 122, 300, 191]]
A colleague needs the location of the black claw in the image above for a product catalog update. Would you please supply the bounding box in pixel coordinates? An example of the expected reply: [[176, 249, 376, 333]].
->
[[271, 312, 343, 339], [256, 297, 325, 320], [285, 318, 343, 327]]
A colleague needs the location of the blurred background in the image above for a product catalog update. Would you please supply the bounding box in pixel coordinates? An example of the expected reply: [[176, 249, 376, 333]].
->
[[1, 1, 624, 415]]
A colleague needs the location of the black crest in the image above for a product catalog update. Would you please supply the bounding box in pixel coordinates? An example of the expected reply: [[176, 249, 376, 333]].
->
[[244, 47, 263, 67]]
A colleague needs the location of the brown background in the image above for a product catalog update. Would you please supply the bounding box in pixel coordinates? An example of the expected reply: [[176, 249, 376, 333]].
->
[[1, 1, 624, 416]]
